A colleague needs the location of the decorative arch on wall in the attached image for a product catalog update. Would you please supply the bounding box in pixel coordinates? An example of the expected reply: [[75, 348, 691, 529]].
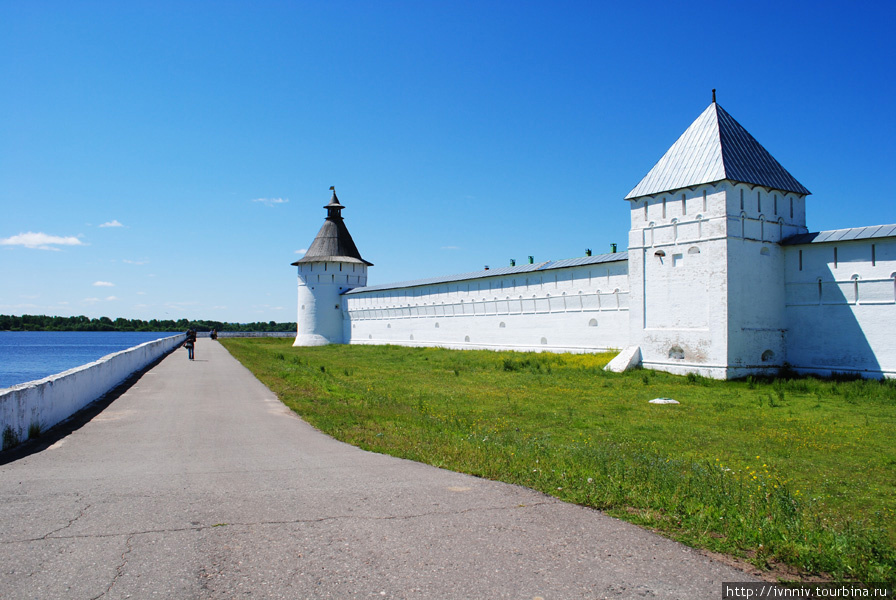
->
[[760, 247, 770, 256], [688, 246, 700, 254], [851, 274, 860, 304], [588, 318, 598, 327], [761, 349, 775, 362], [740, 212, 746, 238], [668, 346, 685, 360]]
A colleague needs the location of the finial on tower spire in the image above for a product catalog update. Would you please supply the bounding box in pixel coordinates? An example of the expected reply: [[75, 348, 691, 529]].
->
[[712, 89, 716, 103], [330, 186, 335, 191]]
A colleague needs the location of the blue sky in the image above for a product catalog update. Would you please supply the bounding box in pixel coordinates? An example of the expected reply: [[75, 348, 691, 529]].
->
[[2, 0, 894, 323]]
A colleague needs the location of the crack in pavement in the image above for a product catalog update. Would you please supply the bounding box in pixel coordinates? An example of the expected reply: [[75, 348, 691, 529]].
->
[[39, 501, 92, 540], [3, 500, 557, 544], [90, 533, 134, 600]]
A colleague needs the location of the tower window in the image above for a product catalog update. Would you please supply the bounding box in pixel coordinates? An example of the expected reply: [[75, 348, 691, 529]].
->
[[757, 190, 762, 213], [834, 247, 838, 268], [799, 249, 803, 271], [872, 244, 876, 266], [643, 201, 648, 220], [740, 189, 744, 211], [790, 198, 794, 219], [681, 193, 686, 215], [702, 190, 707, 212], [773, 194, 778, 215], [662, 198, 667, 219]]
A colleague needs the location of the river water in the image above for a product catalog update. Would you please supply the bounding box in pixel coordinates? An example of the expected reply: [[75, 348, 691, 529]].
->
[[0, 331, 180, 389]]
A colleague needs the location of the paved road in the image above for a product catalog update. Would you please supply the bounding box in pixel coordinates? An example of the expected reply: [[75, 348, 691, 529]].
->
[[0, 339, 756, 599]]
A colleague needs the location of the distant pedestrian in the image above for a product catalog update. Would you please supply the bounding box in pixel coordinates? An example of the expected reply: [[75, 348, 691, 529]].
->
[[184, 329, 197, 360]]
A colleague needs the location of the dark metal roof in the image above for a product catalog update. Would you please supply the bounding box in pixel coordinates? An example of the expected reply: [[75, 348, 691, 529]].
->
[[782, 224, 896, 246], [344, 251, 628, 295], [292, 191, 373, 266], [626, 102, 810, 200]]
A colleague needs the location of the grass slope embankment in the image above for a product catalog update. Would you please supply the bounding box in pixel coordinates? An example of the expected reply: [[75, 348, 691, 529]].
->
[[221, 338, 896, 583]]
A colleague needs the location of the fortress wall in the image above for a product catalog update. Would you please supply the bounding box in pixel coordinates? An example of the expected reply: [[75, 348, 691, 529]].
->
[[344, 262, 630, 353], [784, 237, 896, 378], [0, 334, 185, 446]]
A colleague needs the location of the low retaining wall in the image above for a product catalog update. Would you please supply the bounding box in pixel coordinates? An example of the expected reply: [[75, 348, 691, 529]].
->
[[1, 334, 185, 448]]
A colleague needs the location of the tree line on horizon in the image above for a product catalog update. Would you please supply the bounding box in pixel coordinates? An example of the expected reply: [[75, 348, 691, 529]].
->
[[0, 314, 297, 333]]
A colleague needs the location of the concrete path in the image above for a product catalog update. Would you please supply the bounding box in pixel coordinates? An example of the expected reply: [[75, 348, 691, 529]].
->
[[0, 339, 756, 599]]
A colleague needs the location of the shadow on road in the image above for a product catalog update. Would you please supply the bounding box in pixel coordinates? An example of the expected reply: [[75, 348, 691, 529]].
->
[[0, 350, 174, 466]]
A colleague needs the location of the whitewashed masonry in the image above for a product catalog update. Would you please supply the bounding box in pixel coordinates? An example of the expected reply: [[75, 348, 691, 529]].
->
[[293, 99, 896, 379]]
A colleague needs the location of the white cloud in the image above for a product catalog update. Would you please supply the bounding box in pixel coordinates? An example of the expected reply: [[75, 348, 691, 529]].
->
[[0, 232, 85, 250], [252, 197, 289, 207], [93, 281, 115, 287], [123, 259, 149, 265], [295, 248, 308, 254], [82, 297, 100, 304], [441, 246, 461, 250], [99, 220, 124, 228], [105, 296, 118, 301]]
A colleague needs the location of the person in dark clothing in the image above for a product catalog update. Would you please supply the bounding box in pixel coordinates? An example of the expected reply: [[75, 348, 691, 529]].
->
[[184, 329, 197, 360]]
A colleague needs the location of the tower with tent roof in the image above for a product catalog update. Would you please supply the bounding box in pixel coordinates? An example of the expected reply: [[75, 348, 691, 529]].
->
[[292, 97, 895, 379], [623, 92, 811, 378], [291, 188, 372, 346]]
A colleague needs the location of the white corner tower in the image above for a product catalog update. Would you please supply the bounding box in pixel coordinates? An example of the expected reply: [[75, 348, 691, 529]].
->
[[292, 188, 372, 346], [624, 91, 810, 378]]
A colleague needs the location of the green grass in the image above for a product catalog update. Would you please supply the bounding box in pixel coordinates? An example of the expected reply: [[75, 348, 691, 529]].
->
[[221, 338, 896, 582]]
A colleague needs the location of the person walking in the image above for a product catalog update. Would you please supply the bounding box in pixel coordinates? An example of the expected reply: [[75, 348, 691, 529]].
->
[[184, 329, 197, 360]]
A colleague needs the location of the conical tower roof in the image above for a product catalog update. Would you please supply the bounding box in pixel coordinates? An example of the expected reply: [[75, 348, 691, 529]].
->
[[625, 101, 810, 200], [291, 190, 373, 266]]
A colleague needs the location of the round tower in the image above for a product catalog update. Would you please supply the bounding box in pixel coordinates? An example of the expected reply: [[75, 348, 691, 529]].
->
[[291, 188, 373, 346]]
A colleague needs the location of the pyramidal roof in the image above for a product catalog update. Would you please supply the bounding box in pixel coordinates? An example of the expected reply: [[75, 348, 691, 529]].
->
[[625, 101, 810, 200], [291, 191, 373, 266]]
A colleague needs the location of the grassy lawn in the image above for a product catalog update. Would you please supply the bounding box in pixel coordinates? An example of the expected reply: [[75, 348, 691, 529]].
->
[[221, 338, 896, 583]]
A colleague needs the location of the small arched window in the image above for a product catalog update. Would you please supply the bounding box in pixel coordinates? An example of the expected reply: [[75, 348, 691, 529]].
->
[[761, 349, 775, 363], [760, 247, 770, 256], [671, 218, 679, 242], [739, 188, 744, 211], [588, 318, 598, 327], [759, 215, 766, 242], [817, 278, 823, 304], [851, 274, 860, 304], [669, 346, 685, 360], [688, 246, 700, 254], [740, 212, 746, 238]]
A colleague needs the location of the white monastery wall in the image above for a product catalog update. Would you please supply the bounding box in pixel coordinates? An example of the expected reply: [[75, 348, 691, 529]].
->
[[783, 237, 896, 378], [296, 102, 896, 379], [344, 260, 630, 353], [0, 334, 185, 446]]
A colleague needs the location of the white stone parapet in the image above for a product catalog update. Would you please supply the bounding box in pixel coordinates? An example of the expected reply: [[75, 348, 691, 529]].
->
[[0, 334, 185, 448]]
